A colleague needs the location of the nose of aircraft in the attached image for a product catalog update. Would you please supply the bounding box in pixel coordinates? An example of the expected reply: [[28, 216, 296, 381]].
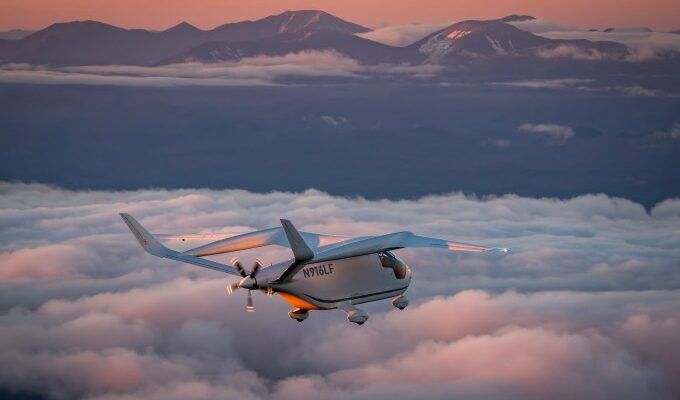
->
[[239, 276, 258, 290]]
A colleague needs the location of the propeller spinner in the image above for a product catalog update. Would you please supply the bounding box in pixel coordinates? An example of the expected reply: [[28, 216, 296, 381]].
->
[[227, 257, 265, 312]]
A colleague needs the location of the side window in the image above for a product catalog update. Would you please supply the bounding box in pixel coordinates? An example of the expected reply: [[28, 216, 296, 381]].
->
[[379, 251, 408, 279]]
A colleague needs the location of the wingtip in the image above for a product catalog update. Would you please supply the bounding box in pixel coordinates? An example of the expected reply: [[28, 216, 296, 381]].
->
[[489, 247, 509, 253]]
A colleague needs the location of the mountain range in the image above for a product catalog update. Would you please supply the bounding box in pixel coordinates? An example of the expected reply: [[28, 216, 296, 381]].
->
[[0, 10, 674, 67]]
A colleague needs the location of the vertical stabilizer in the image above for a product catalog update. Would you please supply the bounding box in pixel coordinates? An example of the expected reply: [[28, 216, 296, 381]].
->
[[280, 219, 314, 263]]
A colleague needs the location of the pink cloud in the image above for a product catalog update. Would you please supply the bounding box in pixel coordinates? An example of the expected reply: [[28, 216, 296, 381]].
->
[[1, 183, 679, 399]]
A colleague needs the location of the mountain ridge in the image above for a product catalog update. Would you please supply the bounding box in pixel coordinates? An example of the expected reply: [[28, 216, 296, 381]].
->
[[0, 10, 369, 66], [0, 11, 672, 67]]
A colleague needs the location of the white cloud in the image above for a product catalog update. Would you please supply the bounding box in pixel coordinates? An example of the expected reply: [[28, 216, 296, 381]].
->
[[519, 123, 575, 144], [491, 78, 594, 89], [615, 85, 666, 97], [491, 79, 677, 98], [320, 115, 348, 127], [357, 23, 448, 47], [0, 182, 679, 399], [0, 51, 364, 87], [653, 123, 680, 140], [508, 18, 680, 53], [507, 18, 575, 34], [0, 51, 447, 87], [535, 45, 607, 61]]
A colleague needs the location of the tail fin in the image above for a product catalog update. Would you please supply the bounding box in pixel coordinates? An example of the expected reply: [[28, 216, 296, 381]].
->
[[280, 219, 314, 263], [120, 213, 240, 275], [120, 213, 171, 257]]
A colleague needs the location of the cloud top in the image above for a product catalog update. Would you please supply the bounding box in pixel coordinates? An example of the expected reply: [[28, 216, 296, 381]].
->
[[0, 182, 679, 399]]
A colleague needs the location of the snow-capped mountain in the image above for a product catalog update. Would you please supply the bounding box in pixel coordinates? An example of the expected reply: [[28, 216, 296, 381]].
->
[[408, 19, 628, 64], [410, 20, 551, 62]]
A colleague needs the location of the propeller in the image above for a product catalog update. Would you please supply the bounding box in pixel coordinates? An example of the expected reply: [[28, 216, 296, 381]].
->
[[227, 257, 266, 312]]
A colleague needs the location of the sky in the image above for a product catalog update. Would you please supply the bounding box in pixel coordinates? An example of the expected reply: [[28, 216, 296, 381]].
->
[[1, 182, 679, 399], [1, 0, 680, 32]]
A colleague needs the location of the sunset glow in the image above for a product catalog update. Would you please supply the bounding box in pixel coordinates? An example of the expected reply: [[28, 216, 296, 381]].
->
[[1, 1, 679, 399], [1, 0, 679, 31]]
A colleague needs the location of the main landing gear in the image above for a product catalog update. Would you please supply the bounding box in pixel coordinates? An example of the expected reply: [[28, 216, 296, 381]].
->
[[391, 294, 408, 310], [288, 308, 309, 322], [338, 301, 369, 325]]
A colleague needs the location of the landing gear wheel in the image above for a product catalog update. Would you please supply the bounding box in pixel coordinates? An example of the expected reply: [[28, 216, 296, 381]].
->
[[288, 308, 309, 322]]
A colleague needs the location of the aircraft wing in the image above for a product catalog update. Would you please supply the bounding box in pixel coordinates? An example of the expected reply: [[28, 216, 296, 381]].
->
[[311, 231, 507, 262], [122, 214, 505, 274], [182, 227, 351, 257], [120, 214, 241, 275], [155, 232, 245, 241]]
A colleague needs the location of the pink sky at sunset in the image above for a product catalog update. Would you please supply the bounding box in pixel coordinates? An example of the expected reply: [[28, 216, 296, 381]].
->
[[1, 0, 679, 32]]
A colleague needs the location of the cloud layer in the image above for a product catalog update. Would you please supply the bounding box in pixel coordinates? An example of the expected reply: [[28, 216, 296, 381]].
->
[[0, 182, 679, 399], [356, 23, 448, 46], [0, 51, 362, 87], [509, 18, 680, 52], [519, 123, 575, 144], [0, 51, 444, 87]]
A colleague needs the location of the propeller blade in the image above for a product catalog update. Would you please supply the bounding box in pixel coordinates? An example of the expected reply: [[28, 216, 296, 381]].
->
[[227, 282, 240, 295], [231, 257, 247, 277], [250, 258, 264, 278], [246, 290, 255, 312]]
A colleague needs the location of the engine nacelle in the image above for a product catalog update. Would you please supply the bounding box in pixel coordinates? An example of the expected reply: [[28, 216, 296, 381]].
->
[[391, 294, 408, 310], [288, 308, 309, 322]]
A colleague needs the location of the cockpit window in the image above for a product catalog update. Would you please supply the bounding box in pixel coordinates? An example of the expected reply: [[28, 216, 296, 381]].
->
[[379, 251, 408, 279]]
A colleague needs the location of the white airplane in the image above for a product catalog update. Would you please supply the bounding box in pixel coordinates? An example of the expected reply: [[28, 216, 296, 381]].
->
[[121, 214, 507, 324]]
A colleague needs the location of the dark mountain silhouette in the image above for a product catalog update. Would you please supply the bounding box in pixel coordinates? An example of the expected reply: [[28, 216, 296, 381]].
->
[[0, 10, 369, 66], [0, 20, 178, 65], [159, 30, 410, 65], [498, 15, 536, 22], [0, 29, 36, 40], [206, 9, 368, 42]]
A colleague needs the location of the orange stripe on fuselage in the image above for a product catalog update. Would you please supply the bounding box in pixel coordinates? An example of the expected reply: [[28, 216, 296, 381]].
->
[[278, 292, 320, 310]]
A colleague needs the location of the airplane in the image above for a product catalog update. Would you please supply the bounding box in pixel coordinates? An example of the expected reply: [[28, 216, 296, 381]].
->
[[120, 214, 507, 325]]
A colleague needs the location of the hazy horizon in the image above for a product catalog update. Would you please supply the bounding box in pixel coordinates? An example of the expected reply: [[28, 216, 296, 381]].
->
[[1, 0, 679, 32]]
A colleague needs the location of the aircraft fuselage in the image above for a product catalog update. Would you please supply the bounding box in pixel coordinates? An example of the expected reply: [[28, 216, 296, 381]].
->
[[261, 251, 411, 311]]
